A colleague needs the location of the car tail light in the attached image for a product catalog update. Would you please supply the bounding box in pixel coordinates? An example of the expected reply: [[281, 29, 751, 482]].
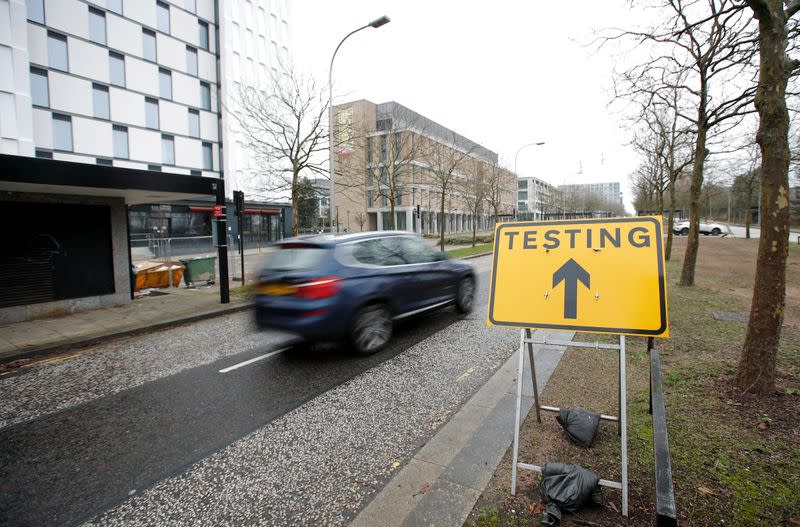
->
[[294, 277, 342, 300]]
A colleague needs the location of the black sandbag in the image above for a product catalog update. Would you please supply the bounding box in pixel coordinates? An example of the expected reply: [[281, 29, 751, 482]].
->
[[538, 462, 603, 525], [555, 407, 601, 448]]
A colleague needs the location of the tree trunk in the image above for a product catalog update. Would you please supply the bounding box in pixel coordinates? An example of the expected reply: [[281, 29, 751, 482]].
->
[[472, 212, 477, 247], [745, 202, 751, 238], [666, 177, 677, 261], [389, 196, 396, 230], [737, 2, 790, 395], [290, 169, 299, 237], [679, 107, 708, 286], [439, 189, 446, 252]]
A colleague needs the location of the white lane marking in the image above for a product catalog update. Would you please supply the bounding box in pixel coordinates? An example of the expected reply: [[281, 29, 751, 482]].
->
[[219, 348, 288, 373]]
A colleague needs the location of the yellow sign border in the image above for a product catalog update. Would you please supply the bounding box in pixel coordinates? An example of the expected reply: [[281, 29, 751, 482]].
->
[[487, 217, 668, 336]]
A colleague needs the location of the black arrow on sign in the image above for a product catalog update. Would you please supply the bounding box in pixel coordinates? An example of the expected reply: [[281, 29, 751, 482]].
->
[[552, 258, 591, 319]]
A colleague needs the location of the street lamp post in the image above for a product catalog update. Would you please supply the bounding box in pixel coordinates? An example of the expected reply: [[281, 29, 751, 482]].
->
[[513, 142, 545, 220], [328, 15, 390, 233]]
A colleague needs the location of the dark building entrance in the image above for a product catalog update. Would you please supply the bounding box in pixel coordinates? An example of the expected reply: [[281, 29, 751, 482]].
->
[[1, 202, 115, 308]]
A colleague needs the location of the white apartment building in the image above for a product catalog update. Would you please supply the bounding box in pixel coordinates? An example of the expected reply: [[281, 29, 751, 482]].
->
[[558, 181, 623, 208], [0, 0, 290, 188], [517, 176, 560, 220]]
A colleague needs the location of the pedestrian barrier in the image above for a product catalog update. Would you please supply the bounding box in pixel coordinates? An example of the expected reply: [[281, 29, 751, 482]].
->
[[648, 338, 677, 526]]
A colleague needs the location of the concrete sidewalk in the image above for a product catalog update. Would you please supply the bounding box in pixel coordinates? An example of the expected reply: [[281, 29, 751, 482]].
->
[[352, 330, 572, 527], [0, 285, 252, 363]]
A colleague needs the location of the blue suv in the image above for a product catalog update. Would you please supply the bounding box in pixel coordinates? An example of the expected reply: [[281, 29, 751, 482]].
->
[[255, 231, 476, 354]]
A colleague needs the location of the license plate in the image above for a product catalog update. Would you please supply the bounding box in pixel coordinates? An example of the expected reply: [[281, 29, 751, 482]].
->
[[257, 283, 296, 296]]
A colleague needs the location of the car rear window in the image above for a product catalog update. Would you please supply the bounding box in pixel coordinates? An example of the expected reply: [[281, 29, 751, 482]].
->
[[263, 245, 327, 271]]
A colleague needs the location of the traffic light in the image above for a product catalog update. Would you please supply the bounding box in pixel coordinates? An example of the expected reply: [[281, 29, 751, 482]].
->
[[233, 190, 244, 216]]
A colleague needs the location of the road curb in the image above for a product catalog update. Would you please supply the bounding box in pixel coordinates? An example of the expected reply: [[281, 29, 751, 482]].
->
[[0, 301, 255, 365], [459, 251, 493, 260]]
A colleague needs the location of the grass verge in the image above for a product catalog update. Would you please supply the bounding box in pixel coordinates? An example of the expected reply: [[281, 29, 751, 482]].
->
[[448, 242, 494, 259], [464, 237, 799, 526]]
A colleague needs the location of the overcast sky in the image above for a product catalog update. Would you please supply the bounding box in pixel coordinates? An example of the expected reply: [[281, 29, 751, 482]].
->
[[288, 1, 649, 212]]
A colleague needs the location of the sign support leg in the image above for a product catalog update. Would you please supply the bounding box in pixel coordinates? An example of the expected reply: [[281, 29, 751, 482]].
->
[[525, 328, 541, 424], [620, 334, 628, 517], [510, 329, 526, 495]]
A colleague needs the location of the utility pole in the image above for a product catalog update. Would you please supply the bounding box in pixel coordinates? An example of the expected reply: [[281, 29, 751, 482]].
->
[[214, 179, 230, 304]]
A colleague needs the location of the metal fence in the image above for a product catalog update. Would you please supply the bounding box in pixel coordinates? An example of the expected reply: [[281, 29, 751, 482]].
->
[[131, 235, 251, 289]]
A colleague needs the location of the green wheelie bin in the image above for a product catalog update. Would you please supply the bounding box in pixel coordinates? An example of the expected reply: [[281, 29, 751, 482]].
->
[[179, 256, 217, 285]]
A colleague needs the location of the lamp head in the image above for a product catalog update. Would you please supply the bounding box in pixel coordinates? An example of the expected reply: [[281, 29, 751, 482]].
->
[[369, 16, 391, 28]]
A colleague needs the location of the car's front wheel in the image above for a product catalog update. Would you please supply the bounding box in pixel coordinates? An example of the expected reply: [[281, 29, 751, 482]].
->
[[455, 276, 475, 314], [711, 227, 721, 236], [350, 303, 393, 355], [680, 228, 689, 236]]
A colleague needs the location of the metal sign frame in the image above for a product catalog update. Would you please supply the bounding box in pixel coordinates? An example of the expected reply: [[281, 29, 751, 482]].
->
[[511, 328, 629, 517]]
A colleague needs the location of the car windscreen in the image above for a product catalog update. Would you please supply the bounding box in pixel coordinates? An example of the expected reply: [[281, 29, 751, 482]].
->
[[262, 245, 328, 271]]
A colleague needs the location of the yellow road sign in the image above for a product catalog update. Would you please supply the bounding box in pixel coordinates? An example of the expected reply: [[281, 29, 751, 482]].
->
[[487, 216, 669, 337]]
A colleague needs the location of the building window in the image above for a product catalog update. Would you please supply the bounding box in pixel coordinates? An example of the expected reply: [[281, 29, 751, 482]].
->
[[518, 191, 528, 201], [198, 21, 209, 50], [148, 164, 161, 172], [395, 187, 403, 206], [106, 0, 122, 15], [35, 149, 52, 159], [380, 135, 387, 160], [518, 180, 527, 189], [142, 29, 157, 61], [381, 193, 388, 207], [186, 46, 198, 76], [157, 1, 170, 33], [30, 67, 49, 107], [162, 134, 175, 165], [366, 136, 373, 163], [88, 7, 106, 45], [188, 109, 200, 137], [394, 133, 401, 158], [92, 84, 110, 119], [113, 125, 128, 159], [202, 142, 212, 170], [367, 168, 373, 186], [109, 51, 125, 87], [145, 97, 159, 129], [159, 68, 172, 100], [47, 31, 68, 72], [185, 0, 196, 13], [199, 81, 211, 110], [27, 0, 44, 23], [368, 190, 374, 207], [97, 158, 113, 166], [52, 113, 72, 151]]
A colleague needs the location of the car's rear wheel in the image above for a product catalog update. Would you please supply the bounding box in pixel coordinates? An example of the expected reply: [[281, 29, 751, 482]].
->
[[455, 276, 475, 314], [350, 303, 392, 355], [711, 227, 721, 236], [680, 228, 689, 235]]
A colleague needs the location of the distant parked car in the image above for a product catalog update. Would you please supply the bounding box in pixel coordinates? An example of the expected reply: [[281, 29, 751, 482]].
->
[[673, 220, 728, 236], [254, 231, 476, 355]]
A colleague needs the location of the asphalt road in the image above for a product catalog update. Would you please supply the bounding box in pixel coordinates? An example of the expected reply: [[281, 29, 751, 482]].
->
[[0, 255, 518, 526]]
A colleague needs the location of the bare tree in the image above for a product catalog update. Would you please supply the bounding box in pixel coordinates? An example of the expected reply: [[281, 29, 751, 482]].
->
[[352, 211, 367, 232], [736, 0, 800, 394], [732, 164, 760, 237], [370, 106, 426, 230], [231, 67, 329, 236], [611, 0, 759, 285], [485, 159, 505, 226], [421, 133, 476, 251], [461, 164, 488, 247]]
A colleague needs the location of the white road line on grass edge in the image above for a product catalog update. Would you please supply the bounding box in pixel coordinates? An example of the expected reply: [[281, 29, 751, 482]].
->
[[219, 348, 288, 373]]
